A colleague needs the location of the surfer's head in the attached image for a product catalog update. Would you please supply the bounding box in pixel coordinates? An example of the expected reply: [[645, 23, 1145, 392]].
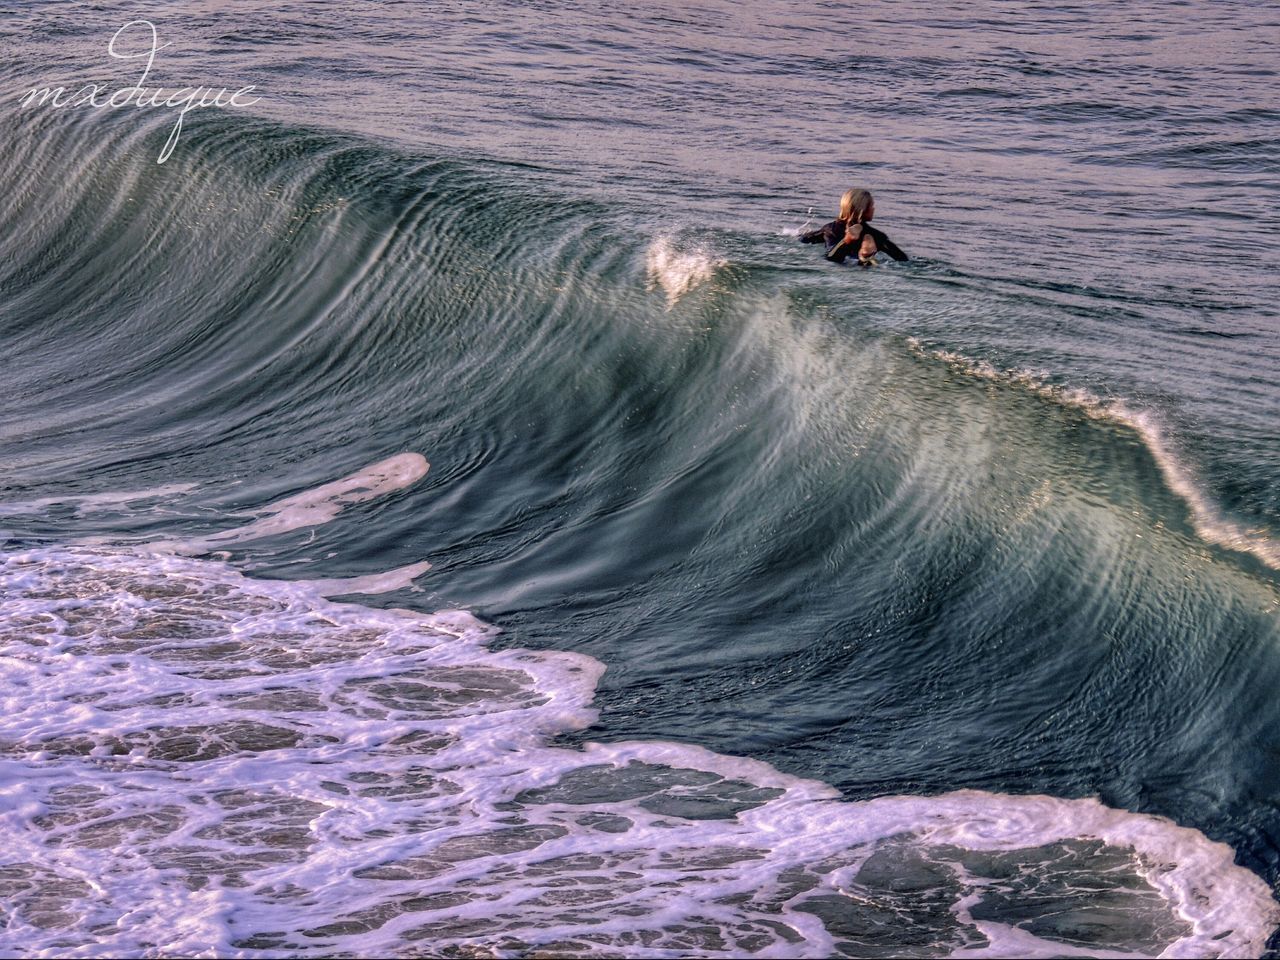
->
[[839, 188, 875, 223]]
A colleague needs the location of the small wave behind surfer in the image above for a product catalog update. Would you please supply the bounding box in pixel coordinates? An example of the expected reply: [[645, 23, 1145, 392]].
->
[[800, 187, 908, 266]]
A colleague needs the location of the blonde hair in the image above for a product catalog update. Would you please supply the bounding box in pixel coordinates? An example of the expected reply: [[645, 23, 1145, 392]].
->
[[839, 187, 873, 223]]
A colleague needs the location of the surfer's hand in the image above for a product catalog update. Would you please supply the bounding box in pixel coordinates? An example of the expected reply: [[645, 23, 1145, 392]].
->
[[844, 222, 864, 244]]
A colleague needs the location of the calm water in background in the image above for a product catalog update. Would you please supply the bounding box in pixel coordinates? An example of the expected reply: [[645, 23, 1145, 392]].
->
[[1, 1, 1279, 956]]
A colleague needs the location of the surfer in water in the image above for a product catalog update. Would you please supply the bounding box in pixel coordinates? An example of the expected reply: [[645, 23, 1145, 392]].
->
[[800, 187, 908, 265]]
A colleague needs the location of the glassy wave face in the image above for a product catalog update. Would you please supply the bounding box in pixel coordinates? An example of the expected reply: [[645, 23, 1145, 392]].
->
[[2, 1, 1280, 956]]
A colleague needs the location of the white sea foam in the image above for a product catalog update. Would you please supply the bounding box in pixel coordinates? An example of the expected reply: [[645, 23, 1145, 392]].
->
[[301, 559, 433, 596], [0, 482, 198, 517], [645, 235, 725, 306], [908, 339, 1279, 571], [1, 541, 1276, 958], [166, 453, 429, 553]]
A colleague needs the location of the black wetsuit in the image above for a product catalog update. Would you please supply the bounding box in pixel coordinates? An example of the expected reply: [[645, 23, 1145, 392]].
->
[[800, 219, 908, 264]]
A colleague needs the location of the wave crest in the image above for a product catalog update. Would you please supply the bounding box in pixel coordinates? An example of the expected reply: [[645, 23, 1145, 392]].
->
[[908, 339, 1280, 571]]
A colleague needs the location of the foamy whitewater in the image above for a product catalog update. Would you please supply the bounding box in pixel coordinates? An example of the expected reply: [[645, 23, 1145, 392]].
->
[[3, 1, 1280, 957], [2, 458, 1277, 957], [1, 470, 1276, 957]]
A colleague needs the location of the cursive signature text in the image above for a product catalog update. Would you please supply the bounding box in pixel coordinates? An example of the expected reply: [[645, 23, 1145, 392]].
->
[[18, 20, 261, 163]]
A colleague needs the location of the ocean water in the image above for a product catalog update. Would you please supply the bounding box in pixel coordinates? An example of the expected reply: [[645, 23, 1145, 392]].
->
[[1, 1, 1279, 956]]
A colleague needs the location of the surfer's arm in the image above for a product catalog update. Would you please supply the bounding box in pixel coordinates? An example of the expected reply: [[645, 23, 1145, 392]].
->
[[801, 218, 844, 245]]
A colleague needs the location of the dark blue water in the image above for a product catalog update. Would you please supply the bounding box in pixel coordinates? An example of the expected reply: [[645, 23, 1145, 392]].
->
[[1, 2, 1279, 956]]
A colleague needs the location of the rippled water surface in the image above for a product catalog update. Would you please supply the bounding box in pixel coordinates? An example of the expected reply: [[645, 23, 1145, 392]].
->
[[1, 1, 1279, 956]]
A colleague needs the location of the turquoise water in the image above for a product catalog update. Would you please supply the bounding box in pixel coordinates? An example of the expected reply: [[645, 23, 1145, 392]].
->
[[1, 2, 1279, 956]]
